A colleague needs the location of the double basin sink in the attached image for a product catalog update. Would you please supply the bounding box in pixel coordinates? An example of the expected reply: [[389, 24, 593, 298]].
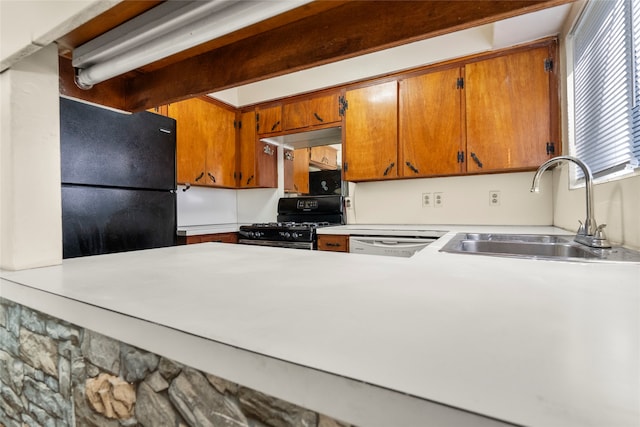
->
[[440, 233, 640, 263]]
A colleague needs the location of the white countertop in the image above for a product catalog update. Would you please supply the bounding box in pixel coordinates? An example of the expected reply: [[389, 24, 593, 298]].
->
[[176, 222, 239, 236], [1, 225, 639, 427]]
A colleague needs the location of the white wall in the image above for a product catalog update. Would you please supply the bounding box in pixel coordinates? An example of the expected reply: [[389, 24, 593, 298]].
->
[[350, 172, 553, 226], [0, 0, 119, 71], [552, 168, 640, 249], [0, 45, 62, 270]]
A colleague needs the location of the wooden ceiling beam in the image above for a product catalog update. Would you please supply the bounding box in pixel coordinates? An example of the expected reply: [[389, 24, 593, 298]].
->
[[124, 0, 573, 111], [59, 0, 574, 111]]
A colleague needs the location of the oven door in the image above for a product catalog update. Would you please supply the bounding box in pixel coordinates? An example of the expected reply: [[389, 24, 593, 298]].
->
[[238, 239, 314, 250]]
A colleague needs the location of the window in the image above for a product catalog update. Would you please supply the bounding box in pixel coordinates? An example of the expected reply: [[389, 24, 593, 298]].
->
[[569, 0, 640, 182]]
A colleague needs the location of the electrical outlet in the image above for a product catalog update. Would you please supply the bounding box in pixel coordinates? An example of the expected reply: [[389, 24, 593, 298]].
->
[[489, 190, 501, 206], [434, 192, 444, 208], [422, 192, 432, 207]]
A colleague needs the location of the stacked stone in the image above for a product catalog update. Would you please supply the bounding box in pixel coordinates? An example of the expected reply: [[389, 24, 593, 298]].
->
[[0, 298, 352, 427]]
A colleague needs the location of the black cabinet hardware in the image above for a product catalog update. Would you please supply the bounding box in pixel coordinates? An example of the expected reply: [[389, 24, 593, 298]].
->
[[406, 161, 419, 174], [470, 152, 483, 168]]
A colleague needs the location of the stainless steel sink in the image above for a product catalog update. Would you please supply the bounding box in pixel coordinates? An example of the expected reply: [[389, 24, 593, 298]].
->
[[440, 233, 640, 263]]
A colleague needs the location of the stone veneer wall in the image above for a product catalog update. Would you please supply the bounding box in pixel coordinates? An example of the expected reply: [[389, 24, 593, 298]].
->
[[0, 297, 352, 427]]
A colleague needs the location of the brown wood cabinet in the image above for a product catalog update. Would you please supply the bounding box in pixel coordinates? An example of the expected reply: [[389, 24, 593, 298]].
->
[[293, 148, 310, 194], [238, 110, 277, 188], [284, 148, 310, 194], [283, 93, 341, 131], [399, 67, 464, 177], [256, 105, 282, 135], [309, 145, 338, 170], [178, 232, 238, 245], [317, 234, 349, 252], [168, 98, 236, 187], [465, 46, 556, 173], [343, 81, 398, 181], [283, 148, 294, 192], [343, 42, 558, 181]]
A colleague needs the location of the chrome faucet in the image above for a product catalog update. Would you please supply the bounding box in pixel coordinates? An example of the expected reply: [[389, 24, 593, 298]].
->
[[530, 155, 611, 248]]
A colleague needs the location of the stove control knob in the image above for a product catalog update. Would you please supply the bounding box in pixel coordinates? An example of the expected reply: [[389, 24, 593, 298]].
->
[[292, 232, 299, 239], [283, 232, 291, 239]]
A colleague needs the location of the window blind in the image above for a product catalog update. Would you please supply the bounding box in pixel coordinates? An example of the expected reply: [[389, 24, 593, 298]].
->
[[632, 0, 640, 164], [570, 0, 639, 180]]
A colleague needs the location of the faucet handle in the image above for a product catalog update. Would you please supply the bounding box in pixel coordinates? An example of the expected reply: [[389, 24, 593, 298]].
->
[[595, 224, 608, 240], [577, 220, 586, 235]]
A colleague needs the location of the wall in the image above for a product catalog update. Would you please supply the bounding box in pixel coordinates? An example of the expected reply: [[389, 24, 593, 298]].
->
[[552, 167, 640, 249], [0, 297, 350, 427], [0, 45, 62, 270], [351, 172, 553, 226]]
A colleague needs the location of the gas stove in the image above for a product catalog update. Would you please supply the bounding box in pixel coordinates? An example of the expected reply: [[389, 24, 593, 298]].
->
[[238, 196, 344, 250]]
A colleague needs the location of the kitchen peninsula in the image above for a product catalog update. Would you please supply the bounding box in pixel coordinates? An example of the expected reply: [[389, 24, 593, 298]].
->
[[1, 225, 638, 427]]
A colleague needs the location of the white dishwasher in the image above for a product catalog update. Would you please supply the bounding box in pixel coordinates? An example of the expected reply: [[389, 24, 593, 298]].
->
[[349, 235, 439, 258]]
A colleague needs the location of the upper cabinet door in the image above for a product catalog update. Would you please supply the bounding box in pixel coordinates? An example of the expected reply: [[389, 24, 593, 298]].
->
[[205, 104, 236, 187], [238, 111, 257, 188], [399, 67, 464, 177], [168, 99, 208, 186], [309, 93, 341, 126], [293, 148, 310, 194], [256, 105, 282, 135], [343, 81, 398, 181], [283, 100, 310, 131], [169, 98, 236, 188], [283, 93, 341, 131], [465, 46, 554, 173]]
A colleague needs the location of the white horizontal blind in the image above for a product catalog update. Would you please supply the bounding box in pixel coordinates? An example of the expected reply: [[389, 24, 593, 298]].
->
[[633, 0, 640, 163], [570, 0, 638, 180]]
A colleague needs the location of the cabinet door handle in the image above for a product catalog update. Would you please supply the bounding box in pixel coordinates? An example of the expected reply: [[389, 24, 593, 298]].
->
[[246, 175, 254, 185], [383, 162, 395, 176], [195, 172, 204, 182], [271, 121, 280, 131], [326, 242, 342, 247], [313, 112, 324, 123], [405, 161, 419, 174], [208, 172, 216, 183], [470, 152, 483, 168]]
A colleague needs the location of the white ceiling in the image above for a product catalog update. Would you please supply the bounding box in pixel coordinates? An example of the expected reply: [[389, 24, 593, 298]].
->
[[210, 3, 573, 107]]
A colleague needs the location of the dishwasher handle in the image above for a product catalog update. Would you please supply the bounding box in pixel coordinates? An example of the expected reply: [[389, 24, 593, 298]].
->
[[349, 236, 437, 257]]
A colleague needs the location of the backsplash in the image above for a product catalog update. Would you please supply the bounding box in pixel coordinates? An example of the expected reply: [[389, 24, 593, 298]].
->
[[177, 185, 237, 226], [177, 172, 553, 228], [350, 171, 554, 225]]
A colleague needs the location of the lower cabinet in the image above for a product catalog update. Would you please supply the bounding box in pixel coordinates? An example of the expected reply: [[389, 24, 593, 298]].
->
[[317, 234, 349, 252], [178, 232, 238, 245]]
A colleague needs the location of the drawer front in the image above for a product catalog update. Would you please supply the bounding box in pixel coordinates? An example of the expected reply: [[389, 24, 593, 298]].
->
[[317, 234, 349, 252], [179, 232, 238, 245]]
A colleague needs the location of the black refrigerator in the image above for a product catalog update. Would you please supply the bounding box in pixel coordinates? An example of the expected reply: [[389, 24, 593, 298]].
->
[[60, 97, 177, 258]]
